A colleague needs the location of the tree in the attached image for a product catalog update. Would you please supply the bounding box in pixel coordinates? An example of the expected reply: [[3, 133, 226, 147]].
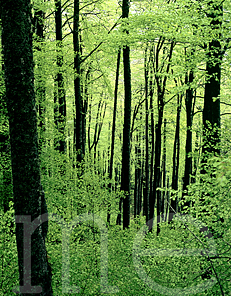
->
[[0, 62, 12, 212], [202, 0, 223, 157], [74, 0, 83, 163], [33, 0, 46, 151], [149, 38, 175, 233], [143, 47, 149, 221], [1, 1, 52, 294], [108, 49, 121, 223], [170, 92, 182, 213], [54, 0, 66, 153], [120, 0, 132, 229], [182, 62, 194, 207]]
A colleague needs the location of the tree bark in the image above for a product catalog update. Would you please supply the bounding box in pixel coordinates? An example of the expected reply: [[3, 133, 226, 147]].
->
[[74, 0, 83, 163], [54, 0, 66, 153], [143, 47, 149, 221], [170, 94, 182, 214], [134, 132, 142, 217], [182, 68, 194, 208], [121, 0, 132, 229], [149, 52, 155, 222], [0, 70, 12, 212], [107, 49, 120, 224], [202, 2, 223, 157], [34, 1, 46, 152], [161, 118, 167, 221], [1, 1, 52, 294], [149, 39, 174, 234]]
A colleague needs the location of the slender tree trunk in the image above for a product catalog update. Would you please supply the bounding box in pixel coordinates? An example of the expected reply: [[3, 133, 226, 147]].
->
[[34, 1, 46, 150], [165, 177, 170, 222], [82, 67, 90, 157], [193, 129, 200, 182], [74, 0, 83, 162], [152, 99, 164, 234], [149, 56, 155, 221], [88, 96, 92, 153], [121, 0, 132, 229], [134, 133, 142, 217], [170, 94, 182, 214], [1, 1, 52, 294], [89, 100, 106, 170], [107, 49, 121, 224], [149, 39, 174, 234], [144, 48, 149, 221], [182, 68, 194, 208], [54, 0, 66, 153], [139, 140, 144, 215], [161, 118, 167, 221]]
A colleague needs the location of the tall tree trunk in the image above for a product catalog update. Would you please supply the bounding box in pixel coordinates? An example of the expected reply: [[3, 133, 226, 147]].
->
[[82, 66, 90, 157], [34, 1, 46, 151], [134, 132, 142, 217], [182, 68, 194, 208], [170, 94, 182, 214], [200, 2, 223, 281], [73, 0, 83, 163], [143, 48, 149, 221], [0, 68, 12, 212], [54, 0, 66, 153], [121, 0, 132, 229], [161, 118, 167, 221], [1, 1, 52, 294], [107, 49, 121, 224], [202, 2, 223, 157], [149, 38, 174, 234], [152, 98, 164, 235], [149, 53, 155, 222]]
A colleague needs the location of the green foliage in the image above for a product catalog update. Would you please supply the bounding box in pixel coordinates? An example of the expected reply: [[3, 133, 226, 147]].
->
[[45, 209, 231, 295], [181, 155, 231, 295], [1, 0, 231, 294], [0, 202, 18, 295]]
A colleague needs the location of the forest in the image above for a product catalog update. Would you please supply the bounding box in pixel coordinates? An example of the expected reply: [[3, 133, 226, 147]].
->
[[0, 0, 231, 295]]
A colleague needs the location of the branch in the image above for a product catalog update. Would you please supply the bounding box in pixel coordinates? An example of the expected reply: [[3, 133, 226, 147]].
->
[[80, 16, 121, 64], [220, 101, 231, 107], [131, 99, 146, 135], [221, 112, 231, 116]]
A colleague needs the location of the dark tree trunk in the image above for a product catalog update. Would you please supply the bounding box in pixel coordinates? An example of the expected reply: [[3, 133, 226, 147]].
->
[[89, 99, 106, 170], [54, 0, 66, 153], [200, 2, 223, 281], [152, 98, 164, 235], [149, 38, 174, 234], [121, 0, 132, 229], [161, 118, 167, 221], [82, 67, 90, 157], [134, 133, 142, 217], [182, 68, 194, 208], [0, 73, 12, 212], [1, 1, 52, 294], [202, 2, 223, 157], [33, 1, 46, 152], [74, 0, 83, 163], [170, 94, 182, 214], [164, 176, 170, 222], [193, 129, 200, 181], [107, 49, 120, 224], [143, 48, 149, 221], [149, 55, 155, 222]]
